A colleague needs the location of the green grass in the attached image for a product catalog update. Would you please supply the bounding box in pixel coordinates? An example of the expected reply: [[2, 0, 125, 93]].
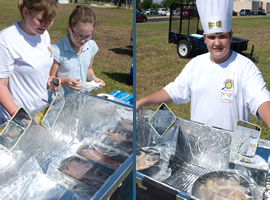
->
[[0, 0, 133, 98], [137, 16, 270, 139]]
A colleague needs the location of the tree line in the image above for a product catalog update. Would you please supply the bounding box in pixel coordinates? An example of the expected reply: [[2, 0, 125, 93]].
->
[[136, 0, 195, 11]]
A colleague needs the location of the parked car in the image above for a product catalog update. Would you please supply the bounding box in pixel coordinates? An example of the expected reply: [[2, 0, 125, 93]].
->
[[158, 8, 168, 16], [232, 10, 237, 16], [239, 9, 253, 16], [137, 9, 144, 15], [172, 10, 180, 16], [180, 8, 198, 18], [136, 11, 147, 22], [145, 8, 158, 15], [253, 10, 266, 15]]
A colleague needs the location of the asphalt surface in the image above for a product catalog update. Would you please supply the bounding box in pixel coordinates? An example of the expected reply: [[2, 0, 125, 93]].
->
[[147, 16, 170, 22]]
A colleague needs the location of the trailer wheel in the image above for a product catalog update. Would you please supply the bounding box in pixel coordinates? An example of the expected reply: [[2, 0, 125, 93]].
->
[[177, 39, 192, 58]]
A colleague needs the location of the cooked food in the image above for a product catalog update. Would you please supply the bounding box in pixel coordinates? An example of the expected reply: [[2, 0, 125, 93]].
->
[[107, 131, 132, 147], [60, 157, 113, 189], [117, 120, 133, 132], [34, 107, 48, 125], [61, 158, 90, 180], [78, 145, 122, 170], [195, 177, 250, 200], [136, 151, 160, 171]]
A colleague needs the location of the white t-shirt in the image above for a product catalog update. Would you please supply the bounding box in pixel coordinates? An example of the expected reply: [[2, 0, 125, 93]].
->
[[164, 51, 270, 131], [0, 22, 53, 118]]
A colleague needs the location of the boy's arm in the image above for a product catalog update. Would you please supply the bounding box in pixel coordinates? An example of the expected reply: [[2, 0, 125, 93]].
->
[[136, 89, 173, 111], [257, 101, 270, 129]]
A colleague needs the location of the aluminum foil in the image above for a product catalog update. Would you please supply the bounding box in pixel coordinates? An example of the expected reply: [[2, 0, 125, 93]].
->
[[0, 92, 133, 200], [136, 109, 232, 170], [136, 109, 265, 199]]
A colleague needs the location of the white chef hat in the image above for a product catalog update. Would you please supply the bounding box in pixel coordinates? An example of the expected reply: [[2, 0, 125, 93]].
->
[[196, 0, 234, 34]]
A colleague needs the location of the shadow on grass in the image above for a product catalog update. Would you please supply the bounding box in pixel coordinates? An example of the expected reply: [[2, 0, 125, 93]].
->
[[109, 46, 133, 57], [190, 49, 207, 58], [103, 72, 132, 85]]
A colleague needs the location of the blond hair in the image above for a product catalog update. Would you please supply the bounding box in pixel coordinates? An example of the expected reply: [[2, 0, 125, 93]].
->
[[17, 0, 58, 24], [69, 5, 96, 28]]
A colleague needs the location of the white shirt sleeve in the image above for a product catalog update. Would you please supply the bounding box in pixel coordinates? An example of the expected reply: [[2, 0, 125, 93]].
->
[[163, 59, 194, 105], [51, 43, 61, 63], [0, 42, 14, 78], [89, 40, 99, 56], [243, 60, 270, 119]]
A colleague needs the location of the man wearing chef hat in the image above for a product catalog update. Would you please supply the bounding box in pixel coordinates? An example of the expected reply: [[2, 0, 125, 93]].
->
[[136, 0, 270, 131]]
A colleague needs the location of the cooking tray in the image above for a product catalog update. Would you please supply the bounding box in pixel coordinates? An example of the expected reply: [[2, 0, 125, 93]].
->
[[136, 147, 163, 177], [106, 129, 133, 147], [101, 129, 133, 154], [191, 171, 253, 200], [58, 156, 114, 192], [115, 119, 133, 134], [76, 143, 128, 170]]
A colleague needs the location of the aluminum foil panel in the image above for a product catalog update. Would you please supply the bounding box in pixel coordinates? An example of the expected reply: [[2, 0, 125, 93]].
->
[[0, 92, 133, 200], [136, 109, 266, 199]]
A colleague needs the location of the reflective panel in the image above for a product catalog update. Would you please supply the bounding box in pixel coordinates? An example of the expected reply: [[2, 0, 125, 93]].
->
[[230, 120, 261, 159], [148, 103, 176, 136], [0, 107, 32, 151], [42, 93, 65, 130]]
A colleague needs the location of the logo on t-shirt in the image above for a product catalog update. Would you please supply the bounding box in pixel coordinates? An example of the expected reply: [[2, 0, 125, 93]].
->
[[47, 46, 53, 58], [222, 79, 234, 91], [221, 79, 234, 103]]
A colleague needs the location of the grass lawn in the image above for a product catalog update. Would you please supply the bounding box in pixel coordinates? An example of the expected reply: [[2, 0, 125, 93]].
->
[[0, 0, 133, 96], [136, 15, 270, 139]]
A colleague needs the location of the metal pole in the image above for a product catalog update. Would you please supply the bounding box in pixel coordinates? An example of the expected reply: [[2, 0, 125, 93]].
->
[[180, 4, 183, 34]]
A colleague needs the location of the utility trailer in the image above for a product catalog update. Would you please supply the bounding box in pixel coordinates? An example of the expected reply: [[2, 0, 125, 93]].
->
[[169, 4, 257, 62]]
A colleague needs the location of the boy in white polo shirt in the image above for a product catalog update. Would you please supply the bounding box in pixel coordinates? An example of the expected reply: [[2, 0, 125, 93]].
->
[[136, 0, 270, 131]]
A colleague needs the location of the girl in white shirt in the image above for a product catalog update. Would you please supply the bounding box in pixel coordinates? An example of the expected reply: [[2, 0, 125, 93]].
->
[[0, 0, 59, 119]]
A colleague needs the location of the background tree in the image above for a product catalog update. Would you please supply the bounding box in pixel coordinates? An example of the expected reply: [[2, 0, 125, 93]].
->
[[162, 0, 178, 9], [136, 0, 142, 9], [142, 0, 153, 10], [162, 0, 195, 9], [152, 3, 159, 9]]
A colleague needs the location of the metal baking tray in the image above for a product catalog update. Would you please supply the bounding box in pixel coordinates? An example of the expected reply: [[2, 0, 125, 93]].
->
[[101, 132, 133, 155], [76, 143, 128, 171], [58, 155, 114, 194]]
